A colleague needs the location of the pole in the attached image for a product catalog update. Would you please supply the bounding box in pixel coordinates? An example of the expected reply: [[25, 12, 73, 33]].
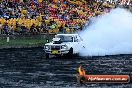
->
[[7, 34, 9, 42]]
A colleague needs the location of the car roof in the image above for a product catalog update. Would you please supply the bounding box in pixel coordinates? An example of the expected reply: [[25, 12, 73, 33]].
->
[[56, 34, 78, 36]]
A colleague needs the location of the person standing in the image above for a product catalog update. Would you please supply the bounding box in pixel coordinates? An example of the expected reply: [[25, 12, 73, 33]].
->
[[2, 22, 9, 34]]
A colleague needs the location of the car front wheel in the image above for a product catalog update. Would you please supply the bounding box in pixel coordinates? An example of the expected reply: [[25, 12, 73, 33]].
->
[[68, 47, 73, 57]]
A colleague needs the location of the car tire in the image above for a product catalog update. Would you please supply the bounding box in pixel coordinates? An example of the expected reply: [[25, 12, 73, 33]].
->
[[69, 47, 73, 54], [46, 53, 49, 59], [68, 47, 73, 57]]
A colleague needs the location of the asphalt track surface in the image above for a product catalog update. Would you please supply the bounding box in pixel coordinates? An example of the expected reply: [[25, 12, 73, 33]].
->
[[0, 47, 132, 88]]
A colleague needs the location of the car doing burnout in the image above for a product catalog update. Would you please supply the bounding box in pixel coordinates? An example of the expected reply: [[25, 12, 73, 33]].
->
[[44, 34, 84, 58]]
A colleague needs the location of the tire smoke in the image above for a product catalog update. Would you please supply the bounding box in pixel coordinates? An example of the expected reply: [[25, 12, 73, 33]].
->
[[79, 8, 132, 56]]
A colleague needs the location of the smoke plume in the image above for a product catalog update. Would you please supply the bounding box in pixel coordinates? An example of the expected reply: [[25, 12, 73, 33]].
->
[[79, 8, 132, 56]]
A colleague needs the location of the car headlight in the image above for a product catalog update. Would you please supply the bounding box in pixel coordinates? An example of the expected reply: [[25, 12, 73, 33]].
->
[[45, 46, 50, 50], [61, 45, 68, 49]]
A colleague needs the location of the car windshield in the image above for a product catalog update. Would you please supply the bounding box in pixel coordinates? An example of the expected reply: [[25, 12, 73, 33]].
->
[[55, 35, 73, 42]]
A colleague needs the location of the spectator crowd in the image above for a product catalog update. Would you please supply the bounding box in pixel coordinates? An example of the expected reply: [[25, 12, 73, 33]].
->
[[0, 0, 120, 35]]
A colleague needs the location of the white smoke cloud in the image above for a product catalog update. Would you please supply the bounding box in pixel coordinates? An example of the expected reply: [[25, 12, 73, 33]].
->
[[79, 8, 132, 56]]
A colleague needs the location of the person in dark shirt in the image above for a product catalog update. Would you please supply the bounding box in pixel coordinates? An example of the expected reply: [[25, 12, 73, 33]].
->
[[21, 23, 26, 34], [2, 22, 9, 34], [30, 23, 35, 34]]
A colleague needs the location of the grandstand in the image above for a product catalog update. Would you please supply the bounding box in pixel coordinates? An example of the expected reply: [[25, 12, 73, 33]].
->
[[0, 0, 130, 35]]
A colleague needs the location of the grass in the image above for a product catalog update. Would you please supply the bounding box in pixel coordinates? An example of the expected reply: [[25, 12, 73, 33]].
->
[[0, 38, 45, 45], [0, 35, 52, 46]]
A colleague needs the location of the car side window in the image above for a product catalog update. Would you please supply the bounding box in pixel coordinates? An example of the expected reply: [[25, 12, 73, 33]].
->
[[74, 36, 78, 42], [70, 37, 74, 42]]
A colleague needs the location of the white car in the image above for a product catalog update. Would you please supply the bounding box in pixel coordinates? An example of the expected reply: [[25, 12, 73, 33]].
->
[[44, 34, 84, 58]]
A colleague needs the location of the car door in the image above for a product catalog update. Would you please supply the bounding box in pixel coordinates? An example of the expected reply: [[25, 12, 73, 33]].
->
[[73, 36, 81, 53]]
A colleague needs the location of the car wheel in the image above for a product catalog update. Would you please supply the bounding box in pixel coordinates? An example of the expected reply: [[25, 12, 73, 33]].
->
[[69, 47, 73, 54], [68, 47, 73, 57], [45, 53, 49, 58]]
